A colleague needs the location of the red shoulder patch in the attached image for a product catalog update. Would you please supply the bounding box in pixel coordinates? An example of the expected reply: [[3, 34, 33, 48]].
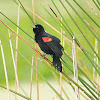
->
[[42, 37, 52, 42]]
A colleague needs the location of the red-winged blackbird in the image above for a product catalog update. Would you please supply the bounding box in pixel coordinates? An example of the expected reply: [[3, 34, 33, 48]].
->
[[33, 24, 64, 72]]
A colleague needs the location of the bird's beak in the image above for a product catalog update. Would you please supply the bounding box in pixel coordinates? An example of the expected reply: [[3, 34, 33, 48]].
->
[[30, 24, 36, 28]]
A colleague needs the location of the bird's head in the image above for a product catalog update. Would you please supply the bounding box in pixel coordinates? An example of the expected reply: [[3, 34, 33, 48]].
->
[[32, 24, 44, 34]]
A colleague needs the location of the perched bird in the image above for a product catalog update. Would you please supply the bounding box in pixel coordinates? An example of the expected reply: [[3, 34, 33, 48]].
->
[[33, 24, 64, 72]]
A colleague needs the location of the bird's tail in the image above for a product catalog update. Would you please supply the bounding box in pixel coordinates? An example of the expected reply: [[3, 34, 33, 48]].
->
[[53, 54, 62, 72]]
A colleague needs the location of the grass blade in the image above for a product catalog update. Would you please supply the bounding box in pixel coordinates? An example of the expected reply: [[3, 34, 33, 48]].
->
[[9, 32, 20, 92], [17, 0, 34, 23], [0, 84, 31, 100], [73, 0, 100, 28], [0, 40, 10, 100], [0, 12, 34, 40]]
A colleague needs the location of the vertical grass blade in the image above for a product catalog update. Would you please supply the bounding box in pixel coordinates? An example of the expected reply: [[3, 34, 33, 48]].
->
[[94, 38, 99, 99], [72, 36, 80, 100], [15, 2, 20, 100], [60, 15, 63, 97], [9, 33, 20, 92], [30, 56, 34, 99], [32, 0, 39, 99], [0, 40, 10, 100]]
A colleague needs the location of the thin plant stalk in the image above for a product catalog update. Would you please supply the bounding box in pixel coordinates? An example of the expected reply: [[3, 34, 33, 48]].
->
[[0, 40, 10, 100], [93, 38, 98, 80], [73, 0, 100, 27], [96, 0, 100, 6], [91, 0, 100, 10], [35, 43, 39, 100], [61, 33, 65, 97], [72, 36, 77, 100], [84, 20, 98, 34], [17, 0, 34, 23], [30, 56, 34, 99], [15, 2, 20, 100], [87, 0, 100, 20], [0, 12, 34, 40], [30, 68, 33, 99], [94, 38, 99, 99], [60, 42, 62, 97], [9, 33, 20, 92], [60, 7, 63, 97], [32, 0, 39, 99], [29, 0, 36, 99], [72, 36, 80, 100], [0, 84, 31, 100]]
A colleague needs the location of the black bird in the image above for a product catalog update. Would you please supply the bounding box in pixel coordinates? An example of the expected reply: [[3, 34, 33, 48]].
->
[[33, 24, 64, 72]]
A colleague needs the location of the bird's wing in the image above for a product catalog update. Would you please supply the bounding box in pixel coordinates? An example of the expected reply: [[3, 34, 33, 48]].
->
[[42, 33, 63, 57], [46, 33, 61, 43], [46, 33, 64, 50]]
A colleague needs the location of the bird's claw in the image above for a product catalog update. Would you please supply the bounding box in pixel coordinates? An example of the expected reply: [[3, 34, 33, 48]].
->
[[52, 63, 62, 72], [41, 53, 47, 59]]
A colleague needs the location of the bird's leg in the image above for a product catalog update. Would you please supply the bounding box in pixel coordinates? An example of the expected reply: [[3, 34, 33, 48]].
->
[[57, 66, 62, 72], [43, 53, 47, 57], [57, 60, 62, 72]]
